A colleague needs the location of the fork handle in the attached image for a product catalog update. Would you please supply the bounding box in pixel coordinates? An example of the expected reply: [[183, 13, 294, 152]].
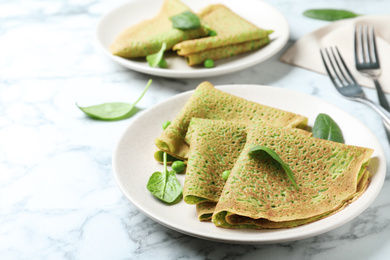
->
[[356, 97, 390, 126], [373, 79, 390, 111]]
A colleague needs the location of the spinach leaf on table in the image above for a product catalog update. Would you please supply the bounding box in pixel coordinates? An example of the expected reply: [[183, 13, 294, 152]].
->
[[303, 9, 359, 21], [312, 113, 344, 143], [249, 145, 298, 190], [77, 79, 152, 121], [147, 152, 182, 204]]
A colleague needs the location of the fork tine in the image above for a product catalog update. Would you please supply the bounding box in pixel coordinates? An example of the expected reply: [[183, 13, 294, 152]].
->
[[326, 48, 349, 86], [320, 49, 340, 87], [333, 47, 358, 84], [369, 26, 380, 67], [354, 25, 363, 64], [362, 25, 370, 63]]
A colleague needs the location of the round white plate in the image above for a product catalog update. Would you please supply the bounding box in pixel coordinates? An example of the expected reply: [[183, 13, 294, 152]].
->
[[95, 0, 289, 78], [112, 85, 386, 244]]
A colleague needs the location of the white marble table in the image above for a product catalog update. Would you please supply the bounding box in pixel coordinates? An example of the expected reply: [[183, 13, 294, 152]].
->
[[1, 0, 390, 259]]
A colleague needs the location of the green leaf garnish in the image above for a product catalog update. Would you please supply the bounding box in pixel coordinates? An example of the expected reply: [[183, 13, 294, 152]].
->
[[146, 42, 167, 68], [303, 9, 359, 21], [147, 152, 183, 204], [170, 11, 201, 29], [77, 79, 152, 121], [249, 145, 298, 189], [204, 24, 217, 36], [312, 113, 344, 143]]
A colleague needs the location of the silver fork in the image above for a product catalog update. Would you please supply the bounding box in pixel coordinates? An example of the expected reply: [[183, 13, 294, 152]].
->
[[354, 25, 390, 111], [354, 25, 390, 142], [320, 47, 390, 126]]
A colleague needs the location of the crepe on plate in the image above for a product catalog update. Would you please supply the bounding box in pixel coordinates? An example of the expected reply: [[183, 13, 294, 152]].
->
[[173, 4, 273, 65], [155, 81, 308, 161], [212, 124, 373, 229], [184, 119, 247, 207], [196, 201, 217, 221], [109, 0, 209, 58]]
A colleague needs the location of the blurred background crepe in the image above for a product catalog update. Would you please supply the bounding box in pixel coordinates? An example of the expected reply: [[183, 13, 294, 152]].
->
[[110, 0, 273, 66], [155, 81, 308, 160], [212, 125, 373, 229], [173, 4, 273, 65], [109, 0, 208, 58]]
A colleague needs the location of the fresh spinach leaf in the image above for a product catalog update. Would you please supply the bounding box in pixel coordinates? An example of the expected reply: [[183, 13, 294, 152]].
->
[[303, 9, 359, 21], [312, 113, 344, 143], [77, 79, 152, 121], [171, 11, 201, 29], [146, 42, 167, 68], [147, 152, 182, 204], [204, 25, 217, 36], [249, 145, 298, 189]]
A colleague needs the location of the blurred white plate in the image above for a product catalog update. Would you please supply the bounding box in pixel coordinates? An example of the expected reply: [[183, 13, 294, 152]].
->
[[95, 0, 289, 78], [112, 85, 386, 244]]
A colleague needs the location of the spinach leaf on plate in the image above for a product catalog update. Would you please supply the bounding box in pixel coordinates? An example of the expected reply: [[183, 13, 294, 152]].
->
[[146, 42, 167, 68], [312, 113, 344, 143], [170, 11, 201, 29], [147, 152, 182, 204]]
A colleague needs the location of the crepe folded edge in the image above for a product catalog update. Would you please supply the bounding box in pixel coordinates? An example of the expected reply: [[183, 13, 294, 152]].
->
[[211, 128, 374, 229], [196, 202, 217, 221], [173, 4, 272, 55], [212, 166, 371, 229], [109, 0, 209, 58], [184, 37, 272, 66], [172, 4, 273, 65]]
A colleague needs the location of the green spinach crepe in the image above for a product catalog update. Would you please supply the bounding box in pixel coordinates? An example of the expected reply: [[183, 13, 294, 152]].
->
[[173, 4, 272, 65], [184, 119, 247, 206], [155, 81, 308, 161], [184, 38, 271, 66], [110, 0, 208, 58], [212, 124, 373, 229], [196, 201, 217, 221]]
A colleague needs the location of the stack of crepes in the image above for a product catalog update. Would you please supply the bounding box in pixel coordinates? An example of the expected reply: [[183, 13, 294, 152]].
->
[[154, 82, 374, 229], [155, 81, 308, 161], [110, 0, 272, 65]]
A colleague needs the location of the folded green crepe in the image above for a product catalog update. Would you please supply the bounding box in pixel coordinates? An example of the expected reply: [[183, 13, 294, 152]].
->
[[173, 4, 271, 55], [196, 201, 217, 221], [185, 38, 271, 66], [110, 0, 209, 58], [155, 81, 308, 160], [212, 124, 373, 229], [184, 118, 247, 205]]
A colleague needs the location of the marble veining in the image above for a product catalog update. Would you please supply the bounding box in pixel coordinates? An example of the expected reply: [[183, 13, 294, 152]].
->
[[1, 0, 390, 259]]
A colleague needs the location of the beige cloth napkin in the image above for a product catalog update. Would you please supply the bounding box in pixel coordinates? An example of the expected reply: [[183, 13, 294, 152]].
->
[[280, 15, 390, 93]]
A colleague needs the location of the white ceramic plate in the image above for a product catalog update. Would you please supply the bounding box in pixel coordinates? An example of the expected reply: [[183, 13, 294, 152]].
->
[[95, 0, 289, 78], [112, 85, 386, 244]]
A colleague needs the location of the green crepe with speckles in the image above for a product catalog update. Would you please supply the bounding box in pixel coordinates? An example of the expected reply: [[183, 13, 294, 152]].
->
[[155, 81, 308, 161], [196, 201, 217, 221], [184, 119, 247, 206], [185, 38, 271, 66], [109, 0, 209, 58], [212, 124, 373, 229], [173, 4, 272, 65]]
